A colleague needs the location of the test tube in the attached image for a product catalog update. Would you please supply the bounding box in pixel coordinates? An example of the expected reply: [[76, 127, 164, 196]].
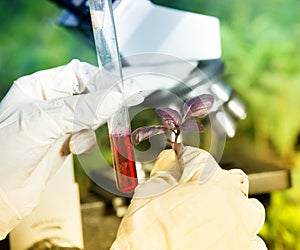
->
[[88, 0, 138, 193]]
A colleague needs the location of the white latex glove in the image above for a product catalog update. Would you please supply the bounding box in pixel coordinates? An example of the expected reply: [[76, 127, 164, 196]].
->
[[111, 145, 267, 250], [0, 59, 142, 240]]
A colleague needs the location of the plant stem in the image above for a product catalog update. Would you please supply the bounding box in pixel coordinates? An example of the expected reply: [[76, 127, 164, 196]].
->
[[172, 129, 181, 150]]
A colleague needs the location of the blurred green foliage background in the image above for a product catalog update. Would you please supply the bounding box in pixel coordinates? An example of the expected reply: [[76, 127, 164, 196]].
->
[[0, 1, 97, 100], [1, 0, 300, 249]]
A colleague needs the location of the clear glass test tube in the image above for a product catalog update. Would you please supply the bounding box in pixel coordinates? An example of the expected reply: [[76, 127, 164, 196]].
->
[[88, 0, 138, 193]]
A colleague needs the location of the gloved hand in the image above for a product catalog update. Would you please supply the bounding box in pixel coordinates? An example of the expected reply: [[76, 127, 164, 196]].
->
[[0, 59, 142, 240], [111, 145, 267, 250]]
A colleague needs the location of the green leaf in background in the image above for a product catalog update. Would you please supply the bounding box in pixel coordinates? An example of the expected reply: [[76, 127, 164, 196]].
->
[[0, 0, 96, 100]]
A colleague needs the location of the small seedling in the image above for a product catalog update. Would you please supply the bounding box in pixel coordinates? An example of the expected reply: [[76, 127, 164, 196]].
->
[[131, 94, 214, 151]]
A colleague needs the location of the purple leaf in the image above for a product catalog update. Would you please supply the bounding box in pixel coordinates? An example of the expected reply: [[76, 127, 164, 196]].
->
[[131, 125, 169, 145], [182, 94, 214, 120], [180, 119, 204, 133], [155, 107, 181, 128]]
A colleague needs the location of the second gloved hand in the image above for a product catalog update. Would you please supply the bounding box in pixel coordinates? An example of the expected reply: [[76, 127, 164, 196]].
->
[[111, 145, 267, 250]]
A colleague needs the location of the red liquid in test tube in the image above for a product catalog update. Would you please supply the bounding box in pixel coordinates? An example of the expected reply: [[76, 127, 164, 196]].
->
[[109, 131, 138, 193]]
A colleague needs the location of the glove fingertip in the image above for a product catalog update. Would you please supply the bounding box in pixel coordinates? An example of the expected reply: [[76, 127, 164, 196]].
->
[[228, 169, 249, 197], [250, 198, 266, 234], [248, 236, 268, 250], [178, 146, 219, 184], [242, 198, 266, 236], [69, 129, 97, 155], [150, 149, 177, 177]]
